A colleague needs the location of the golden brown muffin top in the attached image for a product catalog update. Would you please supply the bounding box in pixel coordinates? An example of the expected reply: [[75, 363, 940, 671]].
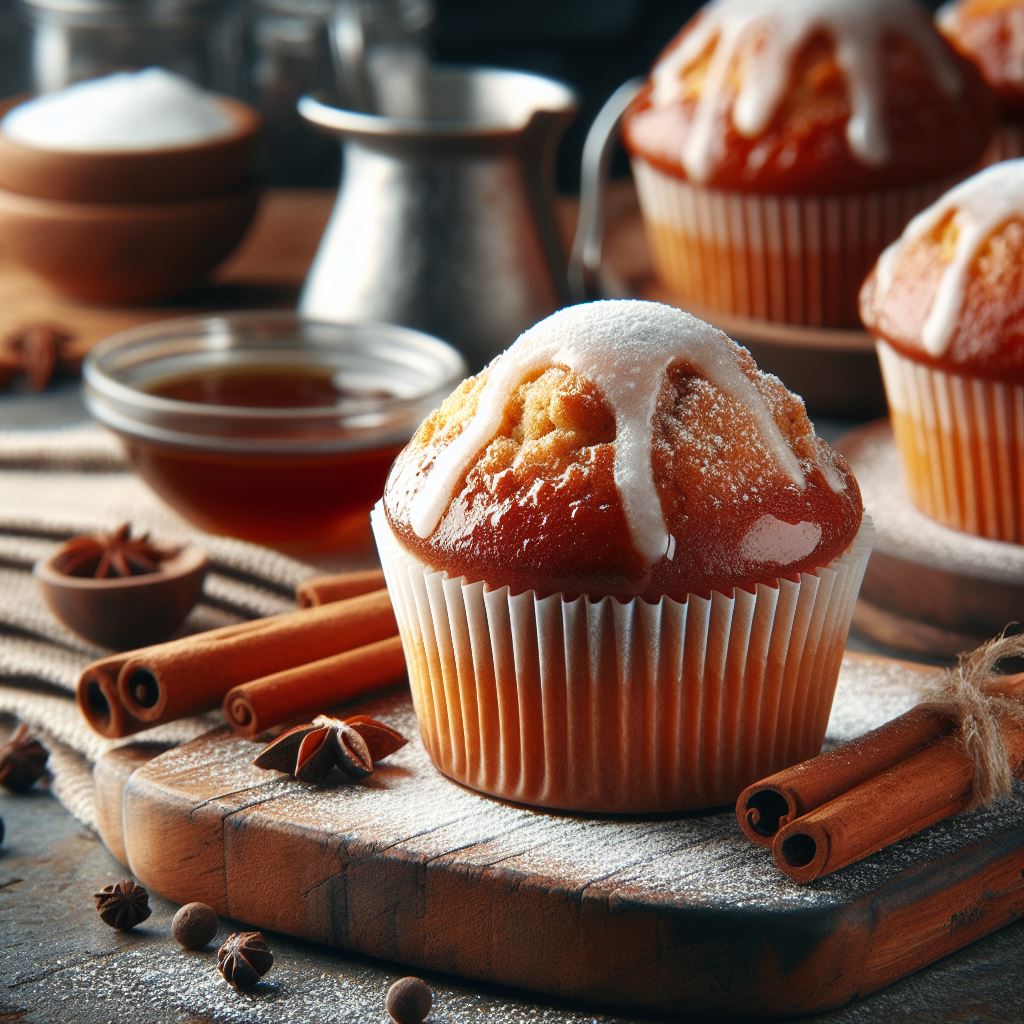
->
[[621, 0, 993, 192], [383, 302, 863, 602], [861, 159, 1024, 379], [941, 0, 1024, 109]]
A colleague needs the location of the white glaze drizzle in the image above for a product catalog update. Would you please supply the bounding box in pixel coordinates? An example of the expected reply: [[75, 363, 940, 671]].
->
[[651, 0, 963, 184], [410, 301, 840, 564], [874, 159, 1024, 357]]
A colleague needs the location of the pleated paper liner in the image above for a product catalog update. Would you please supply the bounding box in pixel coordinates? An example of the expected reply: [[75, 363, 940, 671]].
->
[[877, 341, 1024, 544], [631, 159, 955, 329], [372, 505, 873, 814]]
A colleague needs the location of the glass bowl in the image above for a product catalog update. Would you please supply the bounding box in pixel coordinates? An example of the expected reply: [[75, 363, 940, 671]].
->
[[84, 312, 467, 548]]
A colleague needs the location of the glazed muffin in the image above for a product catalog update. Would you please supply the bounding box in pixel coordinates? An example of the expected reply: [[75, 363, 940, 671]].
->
[[621, 0, 993, 328], [940, 0, 1024, 159], [861, 159, 1024, 544], [374, 300, 871, 813]]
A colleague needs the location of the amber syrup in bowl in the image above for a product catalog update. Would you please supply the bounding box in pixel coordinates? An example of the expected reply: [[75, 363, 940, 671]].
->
[[84, 313, 466, 548]]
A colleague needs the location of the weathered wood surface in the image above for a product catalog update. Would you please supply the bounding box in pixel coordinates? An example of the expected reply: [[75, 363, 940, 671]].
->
[[840, 421, 1024, 659], [93, 653, 1024, 1019]]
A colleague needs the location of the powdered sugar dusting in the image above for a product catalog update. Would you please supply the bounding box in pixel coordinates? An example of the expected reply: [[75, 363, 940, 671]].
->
[[874, 159, 1024, 356], [653, 0, 962, 183], [410, 301, 828, 563]]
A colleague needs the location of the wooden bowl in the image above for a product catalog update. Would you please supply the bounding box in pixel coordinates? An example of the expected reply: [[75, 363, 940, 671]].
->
[[0, 185, 261, 303], [34, 542, 208, 650], [0, 94, 261, 204]]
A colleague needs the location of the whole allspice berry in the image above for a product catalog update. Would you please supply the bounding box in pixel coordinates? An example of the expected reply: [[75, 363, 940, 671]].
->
[[172, 902, 219, 950], [386, 977, 433, 1024], [217, 931, 273, 989], [94, 879, 152, 930]]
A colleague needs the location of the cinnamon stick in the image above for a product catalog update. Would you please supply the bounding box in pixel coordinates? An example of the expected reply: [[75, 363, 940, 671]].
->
[[773, 712, 1024, 883], [78, 568, 395, 737], [296, 569, 387, 608], [76, 614, 291, 738], [736, 706, 951, 847], [223, 635, 407, 738], [77, 662, 148, 739], [117, 588, 397, 726], [737, 673, 1024, 848]]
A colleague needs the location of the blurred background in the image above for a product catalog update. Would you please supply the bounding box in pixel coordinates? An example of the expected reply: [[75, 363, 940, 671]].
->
[[0, 0, 951, 189]]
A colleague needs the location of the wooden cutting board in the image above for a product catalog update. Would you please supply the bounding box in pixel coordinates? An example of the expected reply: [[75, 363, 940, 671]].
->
[[92, 652, 1024, 1020]]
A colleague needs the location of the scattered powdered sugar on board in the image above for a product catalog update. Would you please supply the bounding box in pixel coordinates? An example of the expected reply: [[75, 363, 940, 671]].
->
[[846, 425, 1024, 584], [2, 68, 234, 151], [151, 658, 1024, 924], [651, 0, 962, 182]]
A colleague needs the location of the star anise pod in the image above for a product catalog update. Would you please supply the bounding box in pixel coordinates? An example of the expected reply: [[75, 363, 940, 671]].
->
[[217, 931, 274, 989], [94, 879, 152, 930], [0, 724, 49, 792], [51, 523, 178, 579], [0, 323, 80, 392], [253, 714, 407, 784]]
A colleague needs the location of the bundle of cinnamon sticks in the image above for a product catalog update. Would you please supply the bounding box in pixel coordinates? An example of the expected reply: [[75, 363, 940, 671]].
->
[[737, 652, 1024, 884], [77, 568, 408, 740]]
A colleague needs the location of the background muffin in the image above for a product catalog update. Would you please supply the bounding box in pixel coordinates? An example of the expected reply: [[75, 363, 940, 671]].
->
[[940, 0, 1024, 159], [861, 158, 1024, 542], [622, 0, 993, 328], [376, 300, 872, 813]]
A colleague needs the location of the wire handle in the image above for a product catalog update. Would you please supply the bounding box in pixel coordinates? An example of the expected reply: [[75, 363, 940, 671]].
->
[[568, 77, 642, 303]]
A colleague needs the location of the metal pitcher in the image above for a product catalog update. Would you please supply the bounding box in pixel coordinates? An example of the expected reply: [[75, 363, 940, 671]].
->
[[298, 66, 578, 368]]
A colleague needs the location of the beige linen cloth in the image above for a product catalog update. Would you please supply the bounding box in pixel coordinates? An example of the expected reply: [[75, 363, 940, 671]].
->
[[0, 423, 378, 828]]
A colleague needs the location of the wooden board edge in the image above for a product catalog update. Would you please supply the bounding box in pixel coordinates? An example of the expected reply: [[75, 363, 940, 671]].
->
[[92, 741, 172, 866], [851, 828, 1024, 1002]]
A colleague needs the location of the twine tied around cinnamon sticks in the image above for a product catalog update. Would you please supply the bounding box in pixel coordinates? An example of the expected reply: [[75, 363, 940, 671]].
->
[[922, 629, 1024, 809], [737, 630, 1024, 884]]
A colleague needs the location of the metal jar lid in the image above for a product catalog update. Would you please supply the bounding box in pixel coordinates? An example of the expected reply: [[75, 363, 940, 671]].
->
[[19, 0, 223, 20]]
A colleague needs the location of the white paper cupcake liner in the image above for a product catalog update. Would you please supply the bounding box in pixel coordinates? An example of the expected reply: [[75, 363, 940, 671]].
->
[[631, 159, 954, 328], [877, 340, 1024, 543], [372, 505, 873, 813]]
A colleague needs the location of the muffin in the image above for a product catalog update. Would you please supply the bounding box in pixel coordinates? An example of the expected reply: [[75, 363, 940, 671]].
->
[[621, 0, 993, 329], [861, 159, 1024, 544], [373, 300, 871, 813], [940, 0, 1024, 159]]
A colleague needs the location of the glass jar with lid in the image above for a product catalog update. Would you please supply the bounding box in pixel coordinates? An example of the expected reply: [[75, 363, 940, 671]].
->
[[18, 0, 244, 94], [247, 0, 434, 185]]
